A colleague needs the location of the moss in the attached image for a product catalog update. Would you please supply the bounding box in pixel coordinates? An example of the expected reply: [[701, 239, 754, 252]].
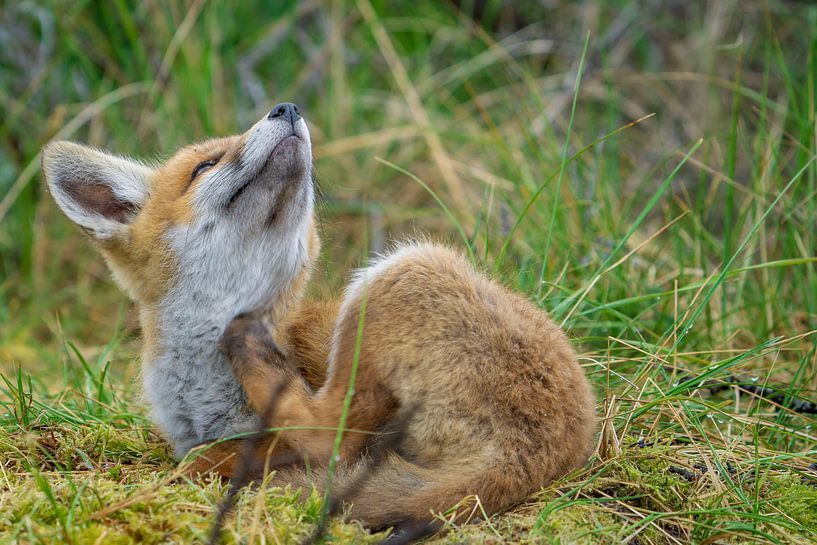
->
[[596, 445, 697, 513], [0, 419, 167, 475], [72, 525, 134, 545], [4, 427, 815, 545], [534, 503, 621, 545], [0, 440, 808, 545], [766, 475, 817, 531]]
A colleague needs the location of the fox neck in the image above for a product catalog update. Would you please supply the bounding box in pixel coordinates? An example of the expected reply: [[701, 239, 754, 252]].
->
[[137, 245, 313, 458], [141, 271, 308, 359], [138, 287, 304, 458]]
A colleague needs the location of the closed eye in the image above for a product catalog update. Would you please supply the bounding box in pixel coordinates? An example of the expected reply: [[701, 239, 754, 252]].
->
[[191, 158, 219, 180]]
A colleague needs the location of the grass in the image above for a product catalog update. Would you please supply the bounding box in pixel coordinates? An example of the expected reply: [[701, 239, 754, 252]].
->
[[2, 0, 817, 543]]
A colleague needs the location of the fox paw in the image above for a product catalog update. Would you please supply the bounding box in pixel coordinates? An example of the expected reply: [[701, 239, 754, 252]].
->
[[219, 314, 285, 367]]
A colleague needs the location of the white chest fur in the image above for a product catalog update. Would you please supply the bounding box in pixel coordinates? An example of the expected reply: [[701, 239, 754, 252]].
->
[[142, 219, 310, 457]]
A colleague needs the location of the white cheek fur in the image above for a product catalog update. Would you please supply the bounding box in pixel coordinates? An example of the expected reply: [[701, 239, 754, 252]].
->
[[165, 213, 311, 322], [192, 117, 312, 211]]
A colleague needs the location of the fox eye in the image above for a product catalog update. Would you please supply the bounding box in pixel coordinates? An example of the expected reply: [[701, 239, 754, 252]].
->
[[191, 158, 218, 180]]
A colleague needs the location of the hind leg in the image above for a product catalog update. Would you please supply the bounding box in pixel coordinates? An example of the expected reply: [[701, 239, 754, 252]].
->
[[220, 313, 396, 465]]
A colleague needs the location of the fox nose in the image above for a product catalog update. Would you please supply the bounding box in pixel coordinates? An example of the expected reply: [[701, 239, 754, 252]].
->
[[268, 102, 301, 126]]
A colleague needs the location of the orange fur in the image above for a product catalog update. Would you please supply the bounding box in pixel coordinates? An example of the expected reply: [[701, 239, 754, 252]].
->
[[43, 111, 596, 532], [220, 243, 596, 529]]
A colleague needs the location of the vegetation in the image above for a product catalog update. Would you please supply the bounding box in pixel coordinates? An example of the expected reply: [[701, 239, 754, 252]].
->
[[1, 1, 816, 543]]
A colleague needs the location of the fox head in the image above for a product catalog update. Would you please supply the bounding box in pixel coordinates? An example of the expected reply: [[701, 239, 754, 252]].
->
[[43, 103, 319, 328]]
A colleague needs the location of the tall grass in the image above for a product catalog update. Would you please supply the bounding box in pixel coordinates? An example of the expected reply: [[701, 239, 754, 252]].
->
[[1, 1, 815, 543]]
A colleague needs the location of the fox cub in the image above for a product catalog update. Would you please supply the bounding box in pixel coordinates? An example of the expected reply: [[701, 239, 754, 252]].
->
[[43, 103, 596, 530]]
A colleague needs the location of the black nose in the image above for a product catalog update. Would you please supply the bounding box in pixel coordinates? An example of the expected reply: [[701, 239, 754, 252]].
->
[[268, 102, 301, 125]]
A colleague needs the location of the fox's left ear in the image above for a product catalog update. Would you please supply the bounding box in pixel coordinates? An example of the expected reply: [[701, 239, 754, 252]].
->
[[42, 141, 153, 240]]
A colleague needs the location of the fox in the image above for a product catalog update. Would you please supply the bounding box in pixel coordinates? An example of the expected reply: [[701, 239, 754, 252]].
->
[[41, 102, 596, 533]]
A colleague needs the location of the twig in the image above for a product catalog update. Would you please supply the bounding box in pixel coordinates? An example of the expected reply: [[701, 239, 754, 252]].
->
[[674, 372, 817, 415], [208, 380, 288, 545]]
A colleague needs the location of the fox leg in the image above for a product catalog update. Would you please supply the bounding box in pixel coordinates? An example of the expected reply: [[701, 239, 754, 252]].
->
[[219, 314, 301, 416], [220, 313, 396, 466], [181, 438, 264, 478]]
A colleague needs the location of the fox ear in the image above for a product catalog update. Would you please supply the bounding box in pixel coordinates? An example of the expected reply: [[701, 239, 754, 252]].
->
[[42, 141, 153, 240]]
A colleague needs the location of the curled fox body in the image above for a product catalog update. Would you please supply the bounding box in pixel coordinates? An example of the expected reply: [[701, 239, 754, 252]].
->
[[43, 103, 596, 530]]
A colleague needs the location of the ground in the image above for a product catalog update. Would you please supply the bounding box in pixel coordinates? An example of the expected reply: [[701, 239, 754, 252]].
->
[[1, 1, 816, 544]]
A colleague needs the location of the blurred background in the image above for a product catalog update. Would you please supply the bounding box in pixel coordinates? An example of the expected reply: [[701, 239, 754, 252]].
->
[[1, 0, 815, 397], [1, 2, 816, 543]]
